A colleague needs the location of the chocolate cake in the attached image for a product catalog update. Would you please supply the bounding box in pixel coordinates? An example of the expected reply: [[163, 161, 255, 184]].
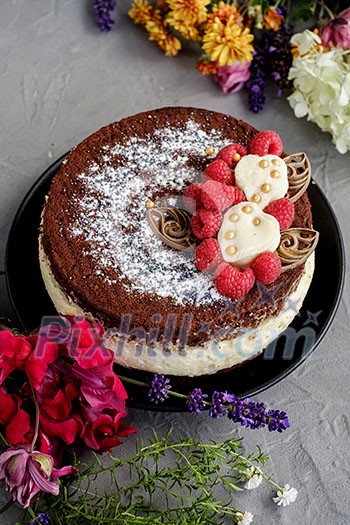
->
[[39, 107, 316, 376]]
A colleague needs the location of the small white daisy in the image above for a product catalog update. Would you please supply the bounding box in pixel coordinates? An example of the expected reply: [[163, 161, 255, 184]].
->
[[236, 511, 254, 524], [243, 466, 263, 490], [273, 484, 298, 507]]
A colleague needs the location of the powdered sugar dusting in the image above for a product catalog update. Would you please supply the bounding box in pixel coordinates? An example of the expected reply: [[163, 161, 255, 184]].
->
[[70, 120, 231, 305]]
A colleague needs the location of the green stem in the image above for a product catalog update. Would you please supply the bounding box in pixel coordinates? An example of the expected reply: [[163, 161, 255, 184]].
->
[[0, 432, 9, 448], [118, 375, 211, 405], [316, 0, 334, 19], [29, 382, 40, 452]]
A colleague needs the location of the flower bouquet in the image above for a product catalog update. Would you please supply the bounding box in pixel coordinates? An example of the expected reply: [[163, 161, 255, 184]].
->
[[0, 315, 298, 523], [93, 0, 350, 153]]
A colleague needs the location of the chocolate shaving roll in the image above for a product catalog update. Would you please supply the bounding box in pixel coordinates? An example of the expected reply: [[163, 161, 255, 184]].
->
[[284, 152, 311, 202], [146, 207, 195, 251], [277, 228, 319, 272]]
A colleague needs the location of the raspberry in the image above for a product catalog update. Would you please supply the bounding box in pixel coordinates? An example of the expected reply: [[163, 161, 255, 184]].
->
[[195, 238, 222, 272], [216, 143, 248, 167], [250, 252, 282, 285], [183, 183, 202, 212], [203, 159, 234, 185], [215, 263, 255, 300], [264, 198, 294, 230], [201, 180, 246, 212], [248, 130, 283, 156], [190, 208, 223, 240]]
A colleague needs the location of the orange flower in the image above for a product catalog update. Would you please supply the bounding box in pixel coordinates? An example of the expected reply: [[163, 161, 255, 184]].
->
[[166, 0, 210, 26], [203, 15, 254, 66], [146, 16, 182, 56], [263, 8, 283, 31], [206, 1, 242, 25], [196, 59, 218, 75], [128, 0, 153, 25]]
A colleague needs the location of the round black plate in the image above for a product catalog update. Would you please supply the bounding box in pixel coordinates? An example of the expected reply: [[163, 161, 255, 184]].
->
[[5, 156, 345, 411]]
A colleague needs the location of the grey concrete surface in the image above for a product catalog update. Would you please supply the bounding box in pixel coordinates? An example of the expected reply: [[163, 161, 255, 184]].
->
[[0, 1, 349, 523]]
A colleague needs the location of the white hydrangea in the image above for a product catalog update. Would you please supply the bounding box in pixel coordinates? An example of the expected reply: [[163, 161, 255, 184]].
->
[[288, 30, 350, 154]]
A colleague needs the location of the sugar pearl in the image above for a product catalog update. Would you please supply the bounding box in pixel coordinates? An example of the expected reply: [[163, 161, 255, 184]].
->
[[259, 159, 269, 168], [229, 213, 239, 222], [226, 246, 237, 256], [252, 194, 262, 203], [225, 230, 235, 240], [261, 183, 271, 193], [270, 170, 280, 179]]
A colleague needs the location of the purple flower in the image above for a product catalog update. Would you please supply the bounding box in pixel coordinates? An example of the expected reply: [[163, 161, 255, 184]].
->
[[320, 8, 350, 50], [209, 391, 227, 418], [214, 61, 251, 94], [187, 388, 207, 413], [148, 374, 171, 404], [30, 513, 50, 525], [266, 410, 290, 432], [246, 46, 267, 113], [93, 0, 116, 32], [0, 445, 75, 508]]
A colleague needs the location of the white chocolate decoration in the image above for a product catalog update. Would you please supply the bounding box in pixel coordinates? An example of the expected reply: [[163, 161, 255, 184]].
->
[[218, 202, 280, 267], [234, 154, 288, 209]]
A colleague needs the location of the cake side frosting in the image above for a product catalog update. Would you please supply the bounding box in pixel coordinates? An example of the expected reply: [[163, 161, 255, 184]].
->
[[39, 238, 314, 376]]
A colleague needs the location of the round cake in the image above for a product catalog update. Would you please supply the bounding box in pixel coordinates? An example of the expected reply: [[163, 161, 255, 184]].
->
[[39, 107, 317, 376]]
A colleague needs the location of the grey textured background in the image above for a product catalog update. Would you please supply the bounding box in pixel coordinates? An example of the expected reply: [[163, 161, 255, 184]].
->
[[0, 1, 349, 523]]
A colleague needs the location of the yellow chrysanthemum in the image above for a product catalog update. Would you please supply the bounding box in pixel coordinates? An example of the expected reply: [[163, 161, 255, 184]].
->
[[165, 13, 202, 41], [128, 0, 153, 25], [166, 0, 210, 26], [263, 8, 283, 31], [146, 18, 182, 56], [202, 15, 254, 66], [206, 2, 242, 25]]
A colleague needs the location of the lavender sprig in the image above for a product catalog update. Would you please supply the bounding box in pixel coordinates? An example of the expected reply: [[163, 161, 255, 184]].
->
[[119, 374, 290, 433], [93, 0, 116, 32], [246, 43, 267, 113], [147, 374, 171, 404], [29, 513, 50, 525], [187, 388, 208, 413]]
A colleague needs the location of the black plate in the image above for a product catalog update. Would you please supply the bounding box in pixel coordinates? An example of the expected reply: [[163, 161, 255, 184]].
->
[[5, 156, 345, 411]]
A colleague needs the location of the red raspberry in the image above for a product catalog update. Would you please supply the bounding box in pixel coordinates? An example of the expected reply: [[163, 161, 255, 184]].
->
[[248, 130, 283, 156], [183, 183, 202, 212], [216, 143, 248, 167], [203, 159, 234, 185], [264, 198, 295, 230], [201, 180, 246, 212], [195, 238, 222, 272], [250, 252, 282, 285], [190, 208, 223, 240], [215, 263, 255, 300]]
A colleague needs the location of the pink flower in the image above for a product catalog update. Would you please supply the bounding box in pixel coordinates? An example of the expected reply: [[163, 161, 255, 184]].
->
[[0, 386, 19, 426], [214, 61, 251, 94], [320, 8, 350, 50], [0, 445, 75, 508], [81, 405, 136, 453], [0, 332, 32, 384], [24, 335, 59, 390], [5, 409, 32, 446]]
